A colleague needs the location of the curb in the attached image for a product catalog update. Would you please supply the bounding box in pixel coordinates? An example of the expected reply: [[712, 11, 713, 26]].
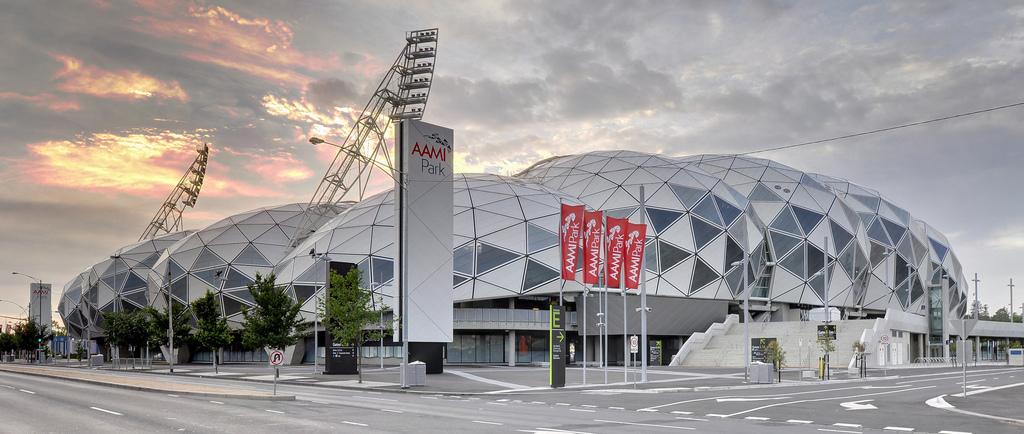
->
[[0, 366, 295, 401]]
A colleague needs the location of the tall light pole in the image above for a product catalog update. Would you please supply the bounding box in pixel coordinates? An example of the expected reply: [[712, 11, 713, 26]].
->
[[309, 249, 335, 375], [1009, 279, 1015, 324], [731, 257, 751, 382]]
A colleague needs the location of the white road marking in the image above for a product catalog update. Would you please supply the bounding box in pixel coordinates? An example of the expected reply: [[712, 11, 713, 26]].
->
[[594, 419, 694, 430], [167, 394, 179, 398], [818, 429, 861, 434], [608, 406, 624, 410], [925, 395, 953, 409], [19, 389, 35, 394], [833, 423, 861, 428], [0, 385, 14, 389], [90, 407, 122, 416], [472, 420, 503, 425], [497, 398, 509, 402], [531, 401, 546, 405], [938, 431, 972, 434], [788, 420, 813, 424], [717, 396, 790, 402], [745, 416, 769, 421], [486, 402, 507, 406], [723, 385, 935, 418], [675, 417, 708, 422], [342, 421, 367, 427], [381, 409, 402, 413], [353, 395, 398, 402], [670, 411, 692, 415], [962, 382, 1024, 397], [265, 409, 284, 414], [209, 401, 223, 405], [570, 408, 596, 413], [636, 408, 658, 412], [555, 402, 571, 406], [706, 413, 728, 418], [581, 404, 597, 408], [839, 399, 877, 411], [883, 427, 913, 432]]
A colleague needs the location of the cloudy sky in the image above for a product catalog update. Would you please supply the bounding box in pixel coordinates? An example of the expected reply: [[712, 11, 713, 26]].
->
[[1, 0, 1023, 321]]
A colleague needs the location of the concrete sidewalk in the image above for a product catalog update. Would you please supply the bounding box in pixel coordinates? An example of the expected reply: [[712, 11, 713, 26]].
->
[[0, 364, 294, 400]]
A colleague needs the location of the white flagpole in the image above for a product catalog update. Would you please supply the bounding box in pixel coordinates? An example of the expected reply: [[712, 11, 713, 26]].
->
[[640, 185, 648, 383], [602, 212, 609, 384]]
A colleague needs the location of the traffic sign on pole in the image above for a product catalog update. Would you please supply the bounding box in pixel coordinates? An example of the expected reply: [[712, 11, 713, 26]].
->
[[269, 349, 285, 366], [630, 335, 639, 354]]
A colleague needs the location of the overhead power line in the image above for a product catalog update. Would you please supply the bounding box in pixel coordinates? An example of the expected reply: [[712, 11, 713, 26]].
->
[[740, 100, 1024, 156]]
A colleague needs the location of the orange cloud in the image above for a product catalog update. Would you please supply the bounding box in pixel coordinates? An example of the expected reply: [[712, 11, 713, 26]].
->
[[52, 54, 188, 101], [220, 147, 314, 184], [22, 129, 202, 196], [0, 92, 80, 111], [133, 3, 340, 87]]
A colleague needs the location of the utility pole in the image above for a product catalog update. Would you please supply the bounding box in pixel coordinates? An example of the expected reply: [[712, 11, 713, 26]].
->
[[1009, 278, 1015, 324], [972, 273, 980, 319], [639, 185, 648, 384]]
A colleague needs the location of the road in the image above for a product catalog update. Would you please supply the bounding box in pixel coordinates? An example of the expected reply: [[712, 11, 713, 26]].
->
[[1, 366, 1021, 433]]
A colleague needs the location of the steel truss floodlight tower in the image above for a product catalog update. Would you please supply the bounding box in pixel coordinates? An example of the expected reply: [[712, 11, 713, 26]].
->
[[292, 28, 439, 245], [139, 144, 210, 241]]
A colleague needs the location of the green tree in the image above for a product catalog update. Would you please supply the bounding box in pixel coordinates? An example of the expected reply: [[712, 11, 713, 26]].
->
[[13, 320, 51, 360], [102, 310, 150, 358], [191, 291, 233, 374], [143, 305, 191, 354], [241, 273, 310, 351], [0, 332, 16, 357], [763, 339, 786, 372], [322, 268, 388, 383], [992, 307, 1011, 322]]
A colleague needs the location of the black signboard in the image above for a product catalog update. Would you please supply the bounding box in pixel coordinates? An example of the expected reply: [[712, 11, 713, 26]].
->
[[549, 305, 566, 388], [750, 337, 777, 362], [817, 324, 837, 341], [649, 340, 663, 366], [324, 333, 357, 375]]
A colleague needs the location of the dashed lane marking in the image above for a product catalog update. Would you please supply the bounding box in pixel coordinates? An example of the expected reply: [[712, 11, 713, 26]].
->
[[883, 428, 913, 432], [581, 404, 597, 408], [787, 420, 813, 424], [636, 408, 658, 412], [167, 394, 179, 398], [210, 401, 224, 405], [381, 409, 402, 413], [706, 414, 728, 418], [818, 429, 861, 434], [531, 401, 546, 405], [342, 421, 367, 427], [472, 420, 503, 426], [675, 417, 709, 422], [555, 403, 571, 406], [938, 431, 972, 434], [833, 423, 861, 428], [593, 419, 694, 430], [1, 385, 14, 389], [90, 407, 123, 416], [486, 402, 507, 406], [608, 407, 624, 410], [570, 408, 595, 413], [670, 411, 692, 415], [745, 416, 769, 421], [265, 409, 284, 414], [19, 389, 35, 394]]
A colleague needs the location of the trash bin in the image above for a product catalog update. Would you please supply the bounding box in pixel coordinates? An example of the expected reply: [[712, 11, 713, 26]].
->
[[750, 362, 774, 384], [405, 361, 427, 386]]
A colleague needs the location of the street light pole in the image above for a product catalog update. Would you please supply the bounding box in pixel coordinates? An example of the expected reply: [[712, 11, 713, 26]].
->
[[1009, 278, 1015, 324]]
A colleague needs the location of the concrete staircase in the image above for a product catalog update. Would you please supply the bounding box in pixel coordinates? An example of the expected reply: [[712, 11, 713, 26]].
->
[[678, 319, 876, 368]]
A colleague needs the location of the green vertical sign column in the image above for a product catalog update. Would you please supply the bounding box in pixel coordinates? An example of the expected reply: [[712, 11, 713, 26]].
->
[[550, 305, 566, 388]]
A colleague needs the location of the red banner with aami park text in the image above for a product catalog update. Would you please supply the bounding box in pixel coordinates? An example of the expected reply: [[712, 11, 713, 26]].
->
[[624, 222, 648, 290], [604, 217, 628, 288], [560, 204, 585, 280], [582, 210, 603, 285]]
